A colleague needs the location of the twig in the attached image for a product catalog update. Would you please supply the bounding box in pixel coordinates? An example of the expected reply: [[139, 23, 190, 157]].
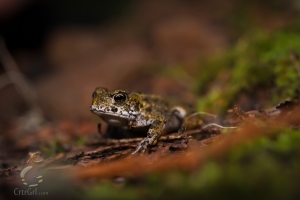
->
[[201, 123, 236, 129], [87, 134, 189, 145], [0, 73, 10, 89], [87, 123, 228, 146], [0, 36, 38, 109]]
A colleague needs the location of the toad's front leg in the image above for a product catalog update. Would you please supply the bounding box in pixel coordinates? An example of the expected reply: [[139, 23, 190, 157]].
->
[[131, 116, 167, 154]]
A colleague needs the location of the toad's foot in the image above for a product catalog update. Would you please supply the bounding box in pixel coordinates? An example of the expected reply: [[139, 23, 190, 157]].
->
[[178, 112, 217, 134], [131, 117, 166, 154], [131, 135, 156, 154]]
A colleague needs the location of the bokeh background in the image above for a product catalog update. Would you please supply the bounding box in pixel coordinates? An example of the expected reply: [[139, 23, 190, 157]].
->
[[1, 0, 298, 126]]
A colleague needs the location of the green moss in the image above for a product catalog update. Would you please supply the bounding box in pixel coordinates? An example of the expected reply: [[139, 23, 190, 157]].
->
[[85, 183, 139, 200], [76, 137, 85, 146], [195, 30, 300, 113], [39, 137, 68, 157]]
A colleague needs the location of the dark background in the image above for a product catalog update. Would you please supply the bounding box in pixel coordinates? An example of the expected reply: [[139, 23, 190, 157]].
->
[[0, 0, 298, 122]]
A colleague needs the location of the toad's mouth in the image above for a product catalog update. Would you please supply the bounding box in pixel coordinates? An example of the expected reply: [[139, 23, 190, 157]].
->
[[90, 105, 136, 119]]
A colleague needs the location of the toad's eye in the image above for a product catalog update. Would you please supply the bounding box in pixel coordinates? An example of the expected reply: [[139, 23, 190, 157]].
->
[[92, 91, 97, 99], [113, 93, 127, 104]]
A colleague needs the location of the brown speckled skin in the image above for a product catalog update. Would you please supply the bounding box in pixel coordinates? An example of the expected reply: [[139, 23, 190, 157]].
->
[[90, 87, 192, 154]]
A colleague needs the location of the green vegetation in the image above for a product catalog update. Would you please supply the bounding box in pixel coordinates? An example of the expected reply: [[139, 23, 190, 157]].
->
[[40, 137, 69, 157], [196, 29, 300, 113]]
